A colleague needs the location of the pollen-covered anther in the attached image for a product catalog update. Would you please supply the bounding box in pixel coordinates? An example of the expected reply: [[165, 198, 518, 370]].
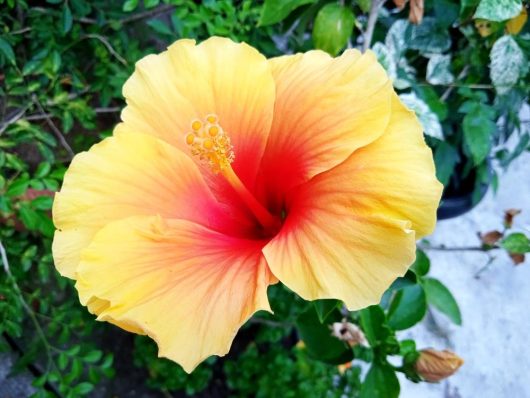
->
[[185, 115, 235, 173]]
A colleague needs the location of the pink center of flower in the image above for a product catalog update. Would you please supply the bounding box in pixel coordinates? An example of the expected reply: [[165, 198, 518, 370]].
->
[[185, 115, 281, 235]]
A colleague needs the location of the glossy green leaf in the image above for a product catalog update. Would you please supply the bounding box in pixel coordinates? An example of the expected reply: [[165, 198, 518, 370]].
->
[[474, 0, 522, 22], [312, 3, 355, 56], [359, 305, 388, 346], [356, 0, 372, 13], [62, 4, 73, 34], [460, 0, 480, 20], [434, 141, 459, 186], [295, 306, 353, 364], [462, 102, 495, 165], [501, 233, 530, 253], [0, 37, 15, 64], [361, 363, 400, 398], [387, 284, 427, 330], [313, 299, 341, 323], [259, 0, 315, 26], [410, 249, 430, 277], [423, 277, 462, 325], [122, 0, 139, 12]]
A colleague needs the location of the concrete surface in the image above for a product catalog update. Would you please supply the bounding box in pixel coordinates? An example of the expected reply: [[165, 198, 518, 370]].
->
[[399, 150, 530, 398]]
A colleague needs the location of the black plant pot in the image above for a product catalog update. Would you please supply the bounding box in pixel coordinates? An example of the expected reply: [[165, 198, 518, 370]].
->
[[437, 162, 492, 220]]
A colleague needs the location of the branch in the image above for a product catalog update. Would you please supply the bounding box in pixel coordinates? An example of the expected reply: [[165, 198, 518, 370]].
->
[[25, 106, 121, 122], [0, 105, 30, 135], [420, 245, 494, 252], [31, 95, 75, 160], [82, 34, 128, 66], [363, 0, 386, 52], [440, 65, 470, 101], [117, 4, 175, 25], [0, 240, 60, 395], [31, 6, 97, 24]]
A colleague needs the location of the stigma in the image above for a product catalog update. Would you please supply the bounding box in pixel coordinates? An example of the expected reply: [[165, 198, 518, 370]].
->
[[185, 115, 235, 173]]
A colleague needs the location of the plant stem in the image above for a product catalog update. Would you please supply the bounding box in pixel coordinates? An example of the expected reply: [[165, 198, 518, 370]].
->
[[363, 0, 386, 52], [31, 94, 75, 160]]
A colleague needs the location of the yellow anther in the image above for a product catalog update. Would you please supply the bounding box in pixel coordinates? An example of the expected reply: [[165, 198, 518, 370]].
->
[[185, 133, 195, 145], [191, 120, 202, 131], [208, 126, 219, 136], [184, 114, 234, 173]]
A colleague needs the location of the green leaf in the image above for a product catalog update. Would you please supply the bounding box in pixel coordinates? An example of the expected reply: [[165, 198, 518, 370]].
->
[[501, 233, 530, 254], [415, 85, 448, 121], [400, 93, 443, 139], [361, 363, 400, 398], [313, 299, 340, 323], [62, 4, 73, 34], [474, 0, 522, 22], [259, 0, 315, 26], [490, 35, 526, 95], [356, 0, 372, 13], [83, 350, 103, 363], [72, 382, 94, 395], [122, 0, 139, 12], [34, 162, 51, 178], [312, 3, 355, 56], [144, 0, 160, 8], [6, 179, 29, 197], [423, 277, 462, 325], [147, 20, 173, 36], [410, 249, 430, 277], [0, 37, 15, 64], [426, 54, 454, 85], [359, 305, 388, 346], [434, 141, 459, 186], [460, 0, 480, 20], [18, 204, 41, 230], [31, 196, 53, 210], [295, 306, 353, 365], [462, 106, 495, 165], [387, 284, 427, 330]]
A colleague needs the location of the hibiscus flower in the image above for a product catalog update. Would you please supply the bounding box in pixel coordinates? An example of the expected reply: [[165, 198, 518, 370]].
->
[[52, 37, 442, 372]]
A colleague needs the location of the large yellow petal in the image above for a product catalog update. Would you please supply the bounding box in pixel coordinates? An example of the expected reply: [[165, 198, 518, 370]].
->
[[263, 95, 441, 309], [120, 37, 275, 193], [53, 129, 248, 279], [258, 49, 393, 212], [75, 216, 273, 373]]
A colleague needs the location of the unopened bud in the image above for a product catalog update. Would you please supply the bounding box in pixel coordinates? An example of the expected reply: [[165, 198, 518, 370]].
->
[[415, 348, 463, 382]]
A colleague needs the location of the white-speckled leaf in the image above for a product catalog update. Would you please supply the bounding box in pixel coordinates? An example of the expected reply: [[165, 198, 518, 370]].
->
[[399, 93, 444, 139], [490, 35, 526, 94], [372, 42, 397, 81], [385, 19, 410, 56], [474, 0, 522, 22], [427, 54, 455, 85], [408, 18, 451, 54]]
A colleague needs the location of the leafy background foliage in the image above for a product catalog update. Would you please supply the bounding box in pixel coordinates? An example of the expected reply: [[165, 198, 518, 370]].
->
[[0, 0, 529, 397]]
